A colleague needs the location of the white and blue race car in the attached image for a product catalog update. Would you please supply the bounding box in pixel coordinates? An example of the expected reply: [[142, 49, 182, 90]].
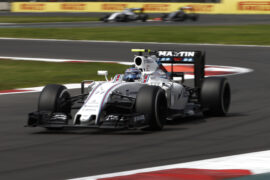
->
[[27, 49, 231, 131], [100, 8, 148, 22]]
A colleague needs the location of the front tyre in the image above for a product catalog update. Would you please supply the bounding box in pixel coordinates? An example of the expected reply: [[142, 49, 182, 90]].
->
[[161, 14, 168, 21], [136, 86, 167, 130], [101, 14, 110, 23], [201, 77, 231, 116], [38, 84, 71, 130], [38, 84, 71, 114]]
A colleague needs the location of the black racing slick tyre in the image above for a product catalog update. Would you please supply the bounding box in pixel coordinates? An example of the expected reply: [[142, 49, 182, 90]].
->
[[116, 14, 128, 22], [102, 14, 110, 23], [136, 86, 167, 130], [201, 77, 231, 116], [161, 14, 168, 21], [140, 14, 148, 22], [190, 14, 199, 21], [38, 84, 71, 115]]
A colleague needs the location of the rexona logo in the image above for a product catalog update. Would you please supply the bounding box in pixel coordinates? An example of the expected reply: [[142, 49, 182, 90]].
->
[[61, 3, 86, 10], [238, 1, 270, 11], [20, 3, 45, 10], [187, 4, 214, 12], [143, 4, 170, 11], [101, 4, 127, 11], [158, 51, 195, 57]]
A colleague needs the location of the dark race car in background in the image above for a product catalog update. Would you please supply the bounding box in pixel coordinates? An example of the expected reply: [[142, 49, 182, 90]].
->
[[161, 6, 199, 22]]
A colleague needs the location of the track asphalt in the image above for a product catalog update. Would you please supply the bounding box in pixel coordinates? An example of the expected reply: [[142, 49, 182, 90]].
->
[[0, 39, 269, 180]]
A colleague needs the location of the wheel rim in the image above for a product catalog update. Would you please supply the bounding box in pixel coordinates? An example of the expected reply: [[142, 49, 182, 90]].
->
[[57, 90, 71, 113], [155, 90, 167, 127]]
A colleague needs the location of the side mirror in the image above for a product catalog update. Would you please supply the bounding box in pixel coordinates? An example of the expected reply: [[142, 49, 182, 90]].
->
[[97, 70, 108, 81]]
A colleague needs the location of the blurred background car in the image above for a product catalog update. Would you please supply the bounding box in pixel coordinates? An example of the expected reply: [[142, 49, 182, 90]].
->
[[100, 8, 148, 22], [161, 6, 199, 22]]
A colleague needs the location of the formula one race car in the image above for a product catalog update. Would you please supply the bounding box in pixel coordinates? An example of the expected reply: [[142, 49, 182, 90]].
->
[[27, 49, 231, 131], [100, 8, 148, 22], [162, 6, 199, 21]]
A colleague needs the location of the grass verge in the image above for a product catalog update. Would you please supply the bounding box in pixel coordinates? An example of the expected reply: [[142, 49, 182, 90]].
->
[[0, 60, 127, 90], [0, 25, 270, 45], [0, 16, 98, 23]]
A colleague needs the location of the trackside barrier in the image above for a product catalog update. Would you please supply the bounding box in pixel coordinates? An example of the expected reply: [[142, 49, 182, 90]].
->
[[0, 2, 9, 11], [11, 2, 219, 14], [11, 0, 270, 14]]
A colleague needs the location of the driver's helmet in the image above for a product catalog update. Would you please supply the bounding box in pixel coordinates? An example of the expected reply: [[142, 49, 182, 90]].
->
[[123, 67, 141, 82]]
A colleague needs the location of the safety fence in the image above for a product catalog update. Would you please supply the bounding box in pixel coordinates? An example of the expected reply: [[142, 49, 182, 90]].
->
[[9, 1, 270, 14]]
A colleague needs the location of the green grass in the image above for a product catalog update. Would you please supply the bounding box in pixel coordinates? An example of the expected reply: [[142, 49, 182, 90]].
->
[[0, 16, 98, 23], [0, 60, 127, 90], [0, 25, 269, 45]]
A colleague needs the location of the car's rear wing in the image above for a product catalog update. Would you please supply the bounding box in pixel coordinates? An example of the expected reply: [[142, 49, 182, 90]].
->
[[156, 50, 205, 89], [131, 49, 205, 90]]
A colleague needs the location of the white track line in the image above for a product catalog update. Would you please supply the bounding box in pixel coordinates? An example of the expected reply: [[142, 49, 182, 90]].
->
[[0, 56, 133, 65], [0, 37, 270, 48], [70, 150, 270, 180], [0, 83, 92, 95], [0, 23, 16, 25]]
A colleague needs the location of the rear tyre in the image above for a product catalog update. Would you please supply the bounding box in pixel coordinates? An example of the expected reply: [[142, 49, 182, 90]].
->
[[136, 86, 167, 130], [190, 14, 199, 21], [175, 13, 186, 21], [201, 77, 231, 116], [140, 14, 148, 22]]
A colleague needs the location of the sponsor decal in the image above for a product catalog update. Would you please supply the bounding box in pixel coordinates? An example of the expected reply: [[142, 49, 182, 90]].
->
[[143, 75, 150, 83], [187, 4, 214, 12], [101, 4, 127, 11], [159, 57, 172, 61], [143, 4, 170, 11], [238, 1, 270, 11], [13, 1, 270, 14], [113, 74, 122, 82], [159, 57, 194, 62], [182, 58, 194, 62], [158, 51, 195, 57], [20, 3, 45, 10], [173, 57, 182, 62], [61, 3, 86, 10]]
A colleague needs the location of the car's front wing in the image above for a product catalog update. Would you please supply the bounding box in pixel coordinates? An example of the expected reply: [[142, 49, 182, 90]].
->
[[27, 111, 147, 130]]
